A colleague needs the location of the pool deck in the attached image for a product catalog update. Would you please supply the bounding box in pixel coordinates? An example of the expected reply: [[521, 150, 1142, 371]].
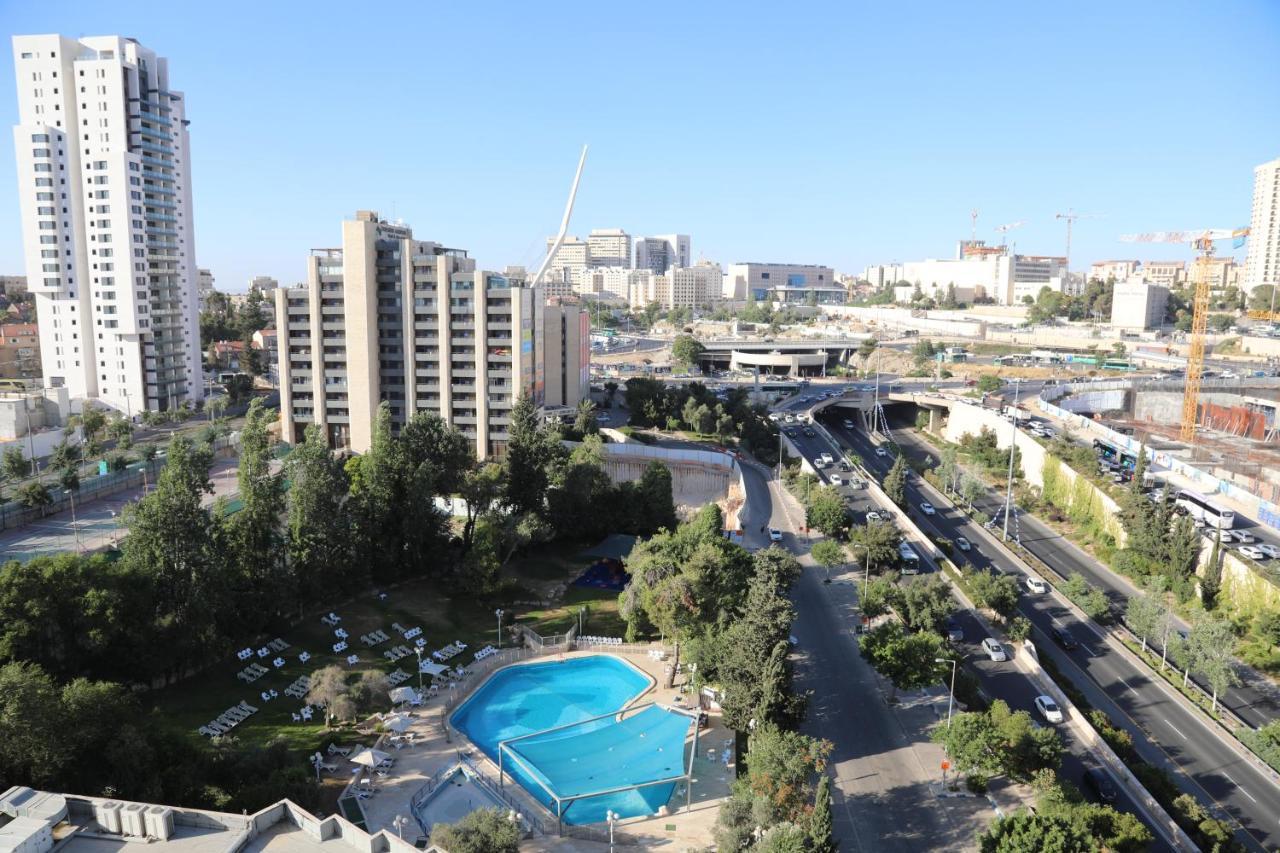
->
[[357, 647, 732, 849]]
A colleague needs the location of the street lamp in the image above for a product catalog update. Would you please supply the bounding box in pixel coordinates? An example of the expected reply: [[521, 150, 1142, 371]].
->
[[507, 810, 522, 835], [495, 608, 504, 649], [935, 658, 957, 728], [606, 810, 617, 852], [1002, 377, 1021, 542], [414, 647, 424, 694], [392, 815, 409, 839]]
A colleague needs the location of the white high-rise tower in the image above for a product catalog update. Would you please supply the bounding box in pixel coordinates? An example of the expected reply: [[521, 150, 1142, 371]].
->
[[1245, 156, 1280, 294], [11, 34, 202, 414]]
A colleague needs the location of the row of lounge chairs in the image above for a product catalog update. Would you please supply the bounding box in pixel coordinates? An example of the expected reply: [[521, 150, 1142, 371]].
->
[[198, 700, 258, 737], [387, 669, 411, 686], [362, 630, 390, 646], [432, 641, 467, 661], [383, 645, 415, 663], [473, 645, 497, 661], [581, 636, 625, 646], [237, 662, 269, 683]]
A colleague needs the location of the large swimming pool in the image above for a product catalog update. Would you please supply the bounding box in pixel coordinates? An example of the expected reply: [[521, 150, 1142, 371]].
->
[[450, 655, 692, 825]]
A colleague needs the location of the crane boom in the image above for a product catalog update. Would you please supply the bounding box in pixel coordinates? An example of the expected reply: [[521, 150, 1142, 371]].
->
[[1119, 229, 1242, 244]]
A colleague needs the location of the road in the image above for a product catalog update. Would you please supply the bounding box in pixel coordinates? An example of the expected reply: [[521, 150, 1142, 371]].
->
[[789, 407, 1277, 850]]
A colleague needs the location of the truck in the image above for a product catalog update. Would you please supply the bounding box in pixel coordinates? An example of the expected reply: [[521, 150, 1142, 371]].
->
[[1002, 406, 1030, 422]]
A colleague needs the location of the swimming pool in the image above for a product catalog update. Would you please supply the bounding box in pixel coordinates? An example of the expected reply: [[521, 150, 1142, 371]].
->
[[450, 656, 693, 825]]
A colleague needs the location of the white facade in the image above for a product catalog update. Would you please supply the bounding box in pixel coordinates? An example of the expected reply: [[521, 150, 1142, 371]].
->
[[11, 35, 202, 414], [586, 228, 631, 268], [871, 251, 1067, 306], [1141, 260, 1186, 288], [248, 275, 278, 293], [1245, 156, 1280, 293], [722, 262, 835, 301], [635, 234, 691, 274], [1089, 260, 1139, 282], [1110, 278, 1169, 330]]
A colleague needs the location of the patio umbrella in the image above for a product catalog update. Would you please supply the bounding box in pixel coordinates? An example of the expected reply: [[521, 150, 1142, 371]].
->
[[383, 714, 412, 734], [349, 748, 391, 768], [388, 686, 416, 704]]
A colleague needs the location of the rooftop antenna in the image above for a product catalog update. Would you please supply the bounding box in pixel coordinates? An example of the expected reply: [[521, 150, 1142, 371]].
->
[[531, 145, 589, 289], [970, 209, 978, 241]]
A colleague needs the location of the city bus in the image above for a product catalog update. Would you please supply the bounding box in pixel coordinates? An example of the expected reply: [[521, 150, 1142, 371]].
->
[[898, 541, 921, 575], [1093, 439, 1138, 470], [1102, 358, 1136, 371], [1175, 489, 1236, 530]]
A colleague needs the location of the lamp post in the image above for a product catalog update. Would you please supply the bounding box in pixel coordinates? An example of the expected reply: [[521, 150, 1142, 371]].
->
[[1002, 377, 1021, 542], [414, 647, 424, 694], [936, 657, 957, 728], [606, 810, 617, 853], [495, 608, 504, 649]]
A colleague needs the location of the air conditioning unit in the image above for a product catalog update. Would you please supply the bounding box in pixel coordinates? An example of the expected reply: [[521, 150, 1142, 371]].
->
[[144, 807, 173, 841], [120, 804, 146, 837], [95, 802, 121, 834]]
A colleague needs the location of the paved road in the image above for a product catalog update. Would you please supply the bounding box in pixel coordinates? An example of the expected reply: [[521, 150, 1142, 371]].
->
[[798, 412, 1277, 851]]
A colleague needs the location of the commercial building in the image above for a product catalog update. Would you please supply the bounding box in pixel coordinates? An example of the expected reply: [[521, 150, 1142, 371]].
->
[[722, 262, 836, 302], [276, 211, 587, 457], [0, 322, 41, 382], [1245, 155, 1280, 293], [866, 243, 1068, 305], [0, 275, 27, 297], [11, 35, 203, 415], [1111, 278, 1169, 330], [634, 234, 691, 274], [1089, 260, 1139, 282], [586, 228, 631, 268], [1141, 260, 1186, 288]]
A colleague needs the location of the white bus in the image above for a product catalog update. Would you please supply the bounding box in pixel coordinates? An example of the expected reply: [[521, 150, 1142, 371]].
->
[[1175, 489, 1235, 530], [898, 541, 921, 574]]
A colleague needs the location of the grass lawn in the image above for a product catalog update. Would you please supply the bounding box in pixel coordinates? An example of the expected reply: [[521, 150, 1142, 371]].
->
[[149, 541, 623, 753]]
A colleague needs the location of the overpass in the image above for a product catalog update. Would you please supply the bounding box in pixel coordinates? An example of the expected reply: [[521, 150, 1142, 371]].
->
[[696, 338, 868, 376], [799, 385, 958, 433]]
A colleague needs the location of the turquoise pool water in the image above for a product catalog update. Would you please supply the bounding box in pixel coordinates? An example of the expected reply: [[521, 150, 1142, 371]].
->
[[450, 656, 692, 825]]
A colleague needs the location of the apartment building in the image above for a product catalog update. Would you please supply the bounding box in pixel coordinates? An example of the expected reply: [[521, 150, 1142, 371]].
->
[[276, 211, 587, 457], [586, 228, 631, 268], [1089, 260, 1139, 282], [1190, 256, 1239, 290], [1246, 156, 1280, 293], [11, 35, 202, 413], [634, 234, 691, 274], [1141, 260, 1186, 289], [0, 322, 41, 382]]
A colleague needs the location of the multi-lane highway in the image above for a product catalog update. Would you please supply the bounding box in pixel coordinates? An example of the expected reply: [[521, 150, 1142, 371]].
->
[[784, 403, 1278, 850]]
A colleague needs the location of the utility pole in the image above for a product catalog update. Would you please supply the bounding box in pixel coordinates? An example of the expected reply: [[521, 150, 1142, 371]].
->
[[1002, 377, 1021, 542]]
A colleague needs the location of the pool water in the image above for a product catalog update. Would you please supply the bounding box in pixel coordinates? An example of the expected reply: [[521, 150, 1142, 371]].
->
[[450, 656, 692, 825]]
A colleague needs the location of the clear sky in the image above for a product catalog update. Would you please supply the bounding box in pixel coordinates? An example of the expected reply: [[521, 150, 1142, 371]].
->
[[3, 0, 1278, 291]]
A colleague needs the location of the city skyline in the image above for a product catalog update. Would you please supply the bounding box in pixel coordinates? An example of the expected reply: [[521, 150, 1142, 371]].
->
[[2, 1, 1279, 293]]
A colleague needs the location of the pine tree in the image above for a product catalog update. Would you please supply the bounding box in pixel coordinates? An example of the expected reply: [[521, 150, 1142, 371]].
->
[[884, 453, 908, 507], [809, 774, 836, 853]]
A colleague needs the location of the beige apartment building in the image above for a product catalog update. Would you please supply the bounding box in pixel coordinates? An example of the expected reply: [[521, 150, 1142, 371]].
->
[[1089, 260, 1139, 282], [1141, 260, 1186, 288], [276, 211, 588, 457]]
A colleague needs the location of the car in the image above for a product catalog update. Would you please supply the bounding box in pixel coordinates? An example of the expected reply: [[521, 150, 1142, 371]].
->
[[1034, 695, 1064, 723], [839, 461, 852, 472], [767, 412, 782, 422], [945, 620, 964, 643], [1024, 576, 1048, 594], [954, 536, 971, 552], [768, 528, 783, 542], [1230, 529, 1256, 544], [842, 419, 854, 429], [1051, 625, 1079, 650], [1238, 545, 1266, 560], [820, 452, 834, 465], [814, 458, 827, 469], [596, 412, 611, 422], [1257, 543, 1280, 559], [981, 638, 1007, 662], [829, 476, 845, 487], [1083, 767, 1118, 804], [866, 510, 884, 523], [875, 447, 889, 457], [919, 501, 936, 516]]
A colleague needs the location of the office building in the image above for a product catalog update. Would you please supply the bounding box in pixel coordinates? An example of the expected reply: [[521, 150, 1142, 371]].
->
[[276, 211, 587, 457], [586, 228, 631, 268], [0, 275, 27, 297], [1111, 278, 1169, 330], [1141, 260, 1186, 288], [1089, 260, 1139, 282], [1246, 156, 1280, 293], [670, 262, 722, 308], [635, 234, 691, 274], [11, 35, 203, 414], [723, 262, 835, 301]]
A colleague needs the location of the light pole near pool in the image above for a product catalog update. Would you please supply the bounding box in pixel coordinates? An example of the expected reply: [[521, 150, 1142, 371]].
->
[[607, 810, 617, 852], [495, 608, 504, 649]]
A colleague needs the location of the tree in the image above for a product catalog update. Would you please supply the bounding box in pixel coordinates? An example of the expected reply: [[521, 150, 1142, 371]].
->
[[968, 570, 1020, 618], [16, 481, 52, 514], [460, 463, 505, 555], [1255, 610, 1280, 650], [629, 460, 677, 534], [286, 424, 354, 603], [1187, 615, 1240, 714], [1166, 515, 1202, 589], [809, 774, 835, 853], [806, 485, 848, 537], [960, 471, 987, 509], [1007, 616, 1032, 644], [977, 375, 1004, 393], [859, 573, 900, 619], [0, 661, 69, 788], [850, 520, 900, 574], [978, 811, 1094, 853], [50, 439, 80, 472], [399, 412, 473, 496], [810, 539, 845, 581], [2, 446, 27, 481], [932, 700, 1063, 781], [504, 393, 561, 516], [429, 808, 520, 853], [938, 445, 960, 495], [898, 575, 953, 635], [883, 453, 908, 507], [671, 334, 706, 370], [305, 666, 355, 727], [860, 621, 944, 699], [1125, 592, 1164, 654], [857, 337, 878, 361], [573, 398, 599, 436]]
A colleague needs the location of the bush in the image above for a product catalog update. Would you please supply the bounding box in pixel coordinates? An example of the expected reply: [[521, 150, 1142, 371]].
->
[[1087, 709, 1135, 762], [965, 773, 989, 794]]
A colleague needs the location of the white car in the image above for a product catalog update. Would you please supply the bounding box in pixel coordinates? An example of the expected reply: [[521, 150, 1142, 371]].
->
[[919, 502, 936, 516], [1238, 545, 1266, 560], [875, 447, 889, 458], [1025, 576, 1048, 594], [1230, 530, 1256, 544], [842, 419, 854, 429], [954, 537, 971, 552], [866, 510, 884, 523], [814, 458, 828, 469], [768, 528, 784, 542], [1257, 543, 1280, 559], [1034, 695, 1064, 724], [820, 452, 834, 465], [982, 638, 1007, 662], [829, 476, 845, 487]]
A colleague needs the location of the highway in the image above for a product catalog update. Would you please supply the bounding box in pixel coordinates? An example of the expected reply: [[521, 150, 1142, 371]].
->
[[785, 405, 1278, 850]]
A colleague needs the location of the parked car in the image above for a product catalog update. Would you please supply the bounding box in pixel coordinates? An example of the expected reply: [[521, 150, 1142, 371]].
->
[[1051, 625, 1079, 650], [769, 528, 784, 542], [982, 638, 1007, 662], [945, 620, 964, 643], [954, 536, 971, 552], [866, 510, 884, 523], [839, 461, 852, 472], [1083, 767, 1118, 804], [1034, 695, 1064, 723], [814, 458, 827, 469], [1230, 529, 1256, 544], [1025, 576, 1048, 594], [1238, 545, 1265, 560]]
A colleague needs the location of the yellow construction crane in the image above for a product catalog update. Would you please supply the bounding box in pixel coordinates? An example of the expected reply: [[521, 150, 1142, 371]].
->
[[1120, 228, 1250, 442]]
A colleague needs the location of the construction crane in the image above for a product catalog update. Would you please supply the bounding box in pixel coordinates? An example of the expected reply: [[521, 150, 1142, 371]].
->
[[1055, 209, 1102, 273], [994, 220, 1024, 247], [1120, 227, 1250, 443]]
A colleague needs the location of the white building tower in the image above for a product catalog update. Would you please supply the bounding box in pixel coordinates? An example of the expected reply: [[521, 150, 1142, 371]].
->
[[11, 34, 203, 414], [1245, 156, 1280, 295]]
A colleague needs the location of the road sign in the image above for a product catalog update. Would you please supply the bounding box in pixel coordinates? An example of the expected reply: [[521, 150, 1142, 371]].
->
[[941, 760, 950, 771]]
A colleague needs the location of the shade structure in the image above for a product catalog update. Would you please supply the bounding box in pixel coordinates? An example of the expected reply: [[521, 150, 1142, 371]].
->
[[419, 661, 448, 676], [349, 748, 390, 768], [388, 686, 416, 704], [383, 714, 412, 733]]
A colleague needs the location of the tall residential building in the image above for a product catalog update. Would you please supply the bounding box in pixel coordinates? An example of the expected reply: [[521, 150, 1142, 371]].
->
[[634, 234, 691, 274], [197, 267, 213, 310], [11, 35, 202, 413], [276, 211, 587, 457], [1089, 260, 1139, 282], [1141, 260, 1185, 288], [1245, 156, 1280, 293], [586, 228, 631, 268]]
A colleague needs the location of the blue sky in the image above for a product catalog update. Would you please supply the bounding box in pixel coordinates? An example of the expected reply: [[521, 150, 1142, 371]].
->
[[2, 0, 1278, 291]]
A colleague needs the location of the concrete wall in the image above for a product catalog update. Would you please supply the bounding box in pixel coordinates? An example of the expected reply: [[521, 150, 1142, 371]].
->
[[1237, 335, 1280, 358], [1212, 552, 1280, 616], [1132, 391, 1253, 424], [1058, 389, 1127, 414], [821, 305, 987, 338]]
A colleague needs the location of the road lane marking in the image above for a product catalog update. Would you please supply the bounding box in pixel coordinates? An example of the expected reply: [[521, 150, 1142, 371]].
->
[[1117, 676, 1141, 699], [1222, 772, 1258, 803], [1164, 719, 1186, 740]]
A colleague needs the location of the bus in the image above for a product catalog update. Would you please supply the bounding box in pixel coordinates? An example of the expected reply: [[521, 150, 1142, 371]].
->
[[898, 541, 921, 575], [1102, 358, 1136, 371], [1093, 439, 1138, 470], [1175, 490, 1235, 530]]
